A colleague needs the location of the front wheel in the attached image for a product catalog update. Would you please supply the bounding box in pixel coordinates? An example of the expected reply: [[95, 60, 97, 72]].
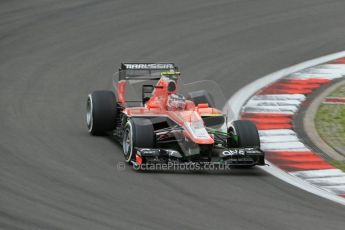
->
[[122, 118, 155, 163], [227, 120, 260, 148], [123, 121, 135, 162]]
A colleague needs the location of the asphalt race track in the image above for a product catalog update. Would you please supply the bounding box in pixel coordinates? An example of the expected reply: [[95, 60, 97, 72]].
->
[[1, 0, 345, 229]]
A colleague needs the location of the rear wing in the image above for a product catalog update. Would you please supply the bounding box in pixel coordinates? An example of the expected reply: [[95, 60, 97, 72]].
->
[[118, 63, 178, 80]]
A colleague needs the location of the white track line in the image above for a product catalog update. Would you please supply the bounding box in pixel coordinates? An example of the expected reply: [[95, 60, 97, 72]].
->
[[305, 176, 345, 186], [301, 68, 345, 75], [317, 64, 345, 70], [243, 105, 299, 113], [261, 142, 307, 151], [290, 169, 345, 178], [260, 135, 299, 143], [322, 185, 345, 194], [249, 94, 306, 101], [258, 129, 297, 136], [289, 73, 343, 80], [246, 99, 302, 107]]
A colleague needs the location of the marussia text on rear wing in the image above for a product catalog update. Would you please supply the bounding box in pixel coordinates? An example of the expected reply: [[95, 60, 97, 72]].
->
[[121, 63, 177, 70], [118, 63, 178, 80]]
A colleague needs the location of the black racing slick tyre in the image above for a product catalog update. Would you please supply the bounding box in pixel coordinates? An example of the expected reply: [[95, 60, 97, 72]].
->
[[86, 90, 117, 136], [227, 120, 260, 148], [122, 118, 155, 163]]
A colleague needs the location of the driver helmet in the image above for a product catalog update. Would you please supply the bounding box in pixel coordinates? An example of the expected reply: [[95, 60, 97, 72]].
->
[[167, 94, 186, 110]]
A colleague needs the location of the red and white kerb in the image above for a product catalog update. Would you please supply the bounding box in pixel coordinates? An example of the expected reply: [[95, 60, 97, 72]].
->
[[241, 58, 345, 199]]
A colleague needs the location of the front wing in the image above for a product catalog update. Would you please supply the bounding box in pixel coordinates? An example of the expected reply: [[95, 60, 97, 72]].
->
[[132, 147, 265, 169]]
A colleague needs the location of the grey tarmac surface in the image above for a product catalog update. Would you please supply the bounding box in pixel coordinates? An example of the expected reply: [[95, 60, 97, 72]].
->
[[1, 0, 345, 229]]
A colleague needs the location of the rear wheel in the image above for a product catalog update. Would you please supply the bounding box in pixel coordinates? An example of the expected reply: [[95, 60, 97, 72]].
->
[[122, 118, 155, 163], [86, 90, 117, 136]]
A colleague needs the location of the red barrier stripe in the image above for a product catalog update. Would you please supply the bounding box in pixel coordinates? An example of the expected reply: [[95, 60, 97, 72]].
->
[[306, 78, 332, 84], [325, 98, 345, 103], [256, 123, 292, 130], [258, 88, 312, 95], [282, 78, 331, 85], [339, 194, 345, 198], [330, 58, 345, 64], [241, 113, 292, 118], [242, 117, 292, 124], [269, 160, 331, 168], [267, 155, 324, 163], [276, 162, 335, 171], [266, 151, 335, 171], [266, 151, 316, 157], [271, 82, 321, 90]]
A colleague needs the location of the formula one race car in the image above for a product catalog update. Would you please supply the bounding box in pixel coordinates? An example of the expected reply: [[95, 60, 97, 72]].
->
[[86, 63, 265, 168]]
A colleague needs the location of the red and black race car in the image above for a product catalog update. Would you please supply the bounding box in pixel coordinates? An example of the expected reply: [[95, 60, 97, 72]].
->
[[86, 63, 264, 168]]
